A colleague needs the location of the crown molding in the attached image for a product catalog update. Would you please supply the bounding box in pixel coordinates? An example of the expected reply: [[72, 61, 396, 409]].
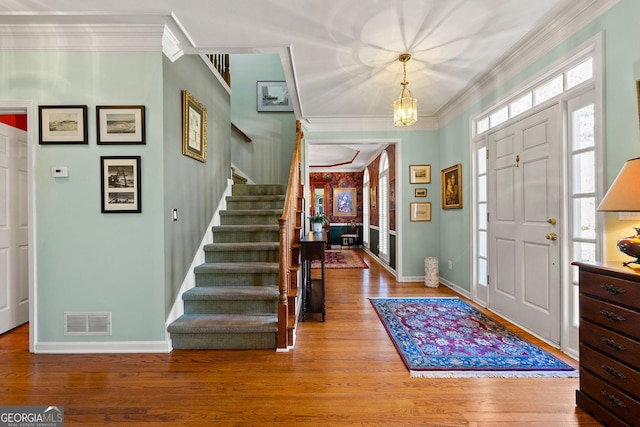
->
[[436, 0, 619, 127], [0, 13, 193, 61], [301, 116, 439, 133]]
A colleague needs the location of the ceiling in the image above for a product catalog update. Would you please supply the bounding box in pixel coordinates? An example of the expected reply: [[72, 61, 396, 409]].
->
[[0, 0, 581, 171]]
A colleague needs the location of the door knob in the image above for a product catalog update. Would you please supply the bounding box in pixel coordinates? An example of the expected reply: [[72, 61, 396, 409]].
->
[[547, 218, 557, 225], [545, 233, 557, 241]]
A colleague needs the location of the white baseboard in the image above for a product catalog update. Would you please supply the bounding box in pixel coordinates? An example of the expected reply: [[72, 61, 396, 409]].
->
[[34, 340, 171, 354]]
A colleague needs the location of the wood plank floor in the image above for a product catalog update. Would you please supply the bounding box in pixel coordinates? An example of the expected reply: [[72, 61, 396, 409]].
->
[[1, 251, 601, 426]]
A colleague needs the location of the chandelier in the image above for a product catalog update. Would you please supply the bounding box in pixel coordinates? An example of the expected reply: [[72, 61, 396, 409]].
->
[[393, 53, 417, 127]]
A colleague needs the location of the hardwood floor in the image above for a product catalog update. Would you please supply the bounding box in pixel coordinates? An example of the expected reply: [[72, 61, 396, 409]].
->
[[1, 251, 601, 426]]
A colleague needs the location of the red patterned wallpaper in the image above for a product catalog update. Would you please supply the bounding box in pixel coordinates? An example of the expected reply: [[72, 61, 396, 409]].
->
[[309, 172, 363, 224]]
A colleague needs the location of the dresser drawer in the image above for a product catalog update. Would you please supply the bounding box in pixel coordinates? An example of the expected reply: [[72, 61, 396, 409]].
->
[[580, 270, 640, 308], [581, 295, 640, 338], [580, 368, 640, 426], [580, 343, 640, 399], [580, 320, 640, 368]]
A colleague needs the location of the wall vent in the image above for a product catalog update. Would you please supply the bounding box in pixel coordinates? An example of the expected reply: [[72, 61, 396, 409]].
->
[[64, 312, 112, 336]]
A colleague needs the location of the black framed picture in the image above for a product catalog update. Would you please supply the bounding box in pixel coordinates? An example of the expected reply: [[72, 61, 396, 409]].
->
[[39, 105, 88, 144], [100, 156, 141, 213], [97, 105, 145, 144]]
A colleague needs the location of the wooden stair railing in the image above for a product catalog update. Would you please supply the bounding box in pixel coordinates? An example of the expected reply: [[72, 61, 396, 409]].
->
[[206, 54, 230, 86], [277, 120, 304, 350]]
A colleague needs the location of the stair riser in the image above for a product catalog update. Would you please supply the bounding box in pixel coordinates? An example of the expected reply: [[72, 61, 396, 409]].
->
[[226, 200, 284, 210], [170, 332, 277, 349], [211, 230, 279, 243], [232, 185, 286, 196], [205, 250, 279, 263], [220, 214, 282, 225], [195, 273, 278, 287], [184, 300, 278, 315]]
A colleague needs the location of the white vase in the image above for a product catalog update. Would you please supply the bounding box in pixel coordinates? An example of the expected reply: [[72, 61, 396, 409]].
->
[[312, 222, 323, 233]]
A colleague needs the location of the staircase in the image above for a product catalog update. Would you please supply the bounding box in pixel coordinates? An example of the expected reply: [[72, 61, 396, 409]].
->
[[168, 184, 286, 349]]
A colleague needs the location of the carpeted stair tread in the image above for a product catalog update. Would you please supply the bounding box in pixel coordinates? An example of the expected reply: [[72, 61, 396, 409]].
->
[[194, 262, 279, 274], [168, 314, 278, 333], [183, 286, 279, 301], [227, 195, 285, 201], [213, 224, 279, 231], [220, 209, 282, 216], [204, 242, 279, 251]]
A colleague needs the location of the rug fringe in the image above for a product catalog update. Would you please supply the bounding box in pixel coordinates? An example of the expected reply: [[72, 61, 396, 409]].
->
[[410, 370, 579, 378]]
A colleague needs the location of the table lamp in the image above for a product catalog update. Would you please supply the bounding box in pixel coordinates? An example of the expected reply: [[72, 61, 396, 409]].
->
[[597, 157, 640, 266]]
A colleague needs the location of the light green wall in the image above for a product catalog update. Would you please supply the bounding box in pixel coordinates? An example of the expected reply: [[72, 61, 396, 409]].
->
[[437, 0, 640, 290], [230, 54, 296, 184], [0, 51, 167, 342], [162, 55, 231, 316]]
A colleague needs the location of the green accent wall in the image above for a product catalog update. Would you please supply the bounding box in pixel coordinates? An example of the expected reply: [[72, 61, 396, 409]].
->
[[230, 54, 296, 184], [0, 51, 231, 345]]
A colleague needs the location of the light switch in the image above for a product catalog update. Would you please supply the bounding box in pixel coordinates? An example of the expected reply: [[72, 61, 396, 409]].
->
[[51, 166, 68, 177]]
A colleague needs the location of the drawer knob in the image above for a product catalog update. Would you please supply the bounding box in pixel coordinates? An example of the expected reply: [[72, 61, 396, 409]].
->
[[602, 364, 627, 379], [602, 391, 626, 408], [600, 310, 626, 323], [601, 337, 626, 351], [601, 283, 625, 295]]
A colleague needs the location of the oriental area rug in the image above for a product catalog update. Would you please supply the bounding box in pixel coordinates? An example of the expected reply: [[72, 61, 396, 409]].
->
[[370, 297, 577, 378], [312, 250, 369, 269]]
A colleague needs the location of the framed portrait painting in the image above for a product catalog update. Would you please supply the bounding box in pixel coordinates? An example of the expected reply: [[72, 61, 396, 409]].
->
[[96, 105, 145, 144], [182, 90, 207, 162], [39, 105, 88, 144], [100, 156, 141, 213], [333, 188, 356, 217], [441, 163, 462, 209]]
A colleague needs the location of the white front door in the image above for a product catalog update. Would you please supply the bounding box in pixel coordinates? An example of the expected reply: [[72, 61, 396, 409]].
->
[[488, 104, 561, 344], [0, 122, 29, 334]]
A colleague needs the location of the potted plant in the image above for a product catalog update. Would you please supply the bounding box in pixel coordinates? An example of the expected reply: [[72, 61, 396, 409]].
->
[[309, 213, 328, 233]]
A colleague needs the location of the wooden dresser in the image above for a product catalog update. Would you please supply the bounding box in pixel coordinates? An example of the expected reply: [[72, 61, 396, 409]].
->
[[573, 261, 640, 427]]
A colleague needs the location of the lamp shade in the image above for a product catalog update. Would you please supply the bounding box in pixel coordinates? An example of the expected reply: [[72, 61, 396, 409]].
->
[[597, 157, 640, 212]]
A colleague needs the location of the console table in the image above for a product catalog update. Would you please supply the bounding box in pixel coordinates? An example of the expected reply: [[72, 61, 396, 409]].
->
[[300, 232, 326, 321], [573, 261, 640, 427]]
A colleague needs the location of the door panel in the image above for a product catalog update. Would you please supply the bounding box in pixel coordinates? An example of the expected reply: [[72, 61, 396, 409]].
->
[[488, 104, 561, 344], [0, 122, 29, 334]]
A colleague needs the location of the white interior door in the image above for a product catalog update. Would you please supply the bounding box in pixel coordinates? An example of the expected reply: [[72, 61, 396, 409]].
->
[[488, 104, 561, 344], [0, 122, 29, 334]]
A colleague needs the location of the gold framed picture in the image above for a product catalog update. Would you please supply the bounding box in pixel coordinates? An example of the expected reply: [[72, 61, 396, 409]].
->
[[410, 202, 431, 221], [415, 188, 427, 197], [409, 164, 431, 184], [333, 187, 356, 217], [182, 90, 207, 162], [441, 164, 462, 209]]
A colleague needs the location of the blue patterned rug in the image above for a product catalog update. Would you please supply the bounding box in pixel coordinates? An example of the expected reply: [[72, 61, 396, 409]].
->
[[370, 297, 577, 378]]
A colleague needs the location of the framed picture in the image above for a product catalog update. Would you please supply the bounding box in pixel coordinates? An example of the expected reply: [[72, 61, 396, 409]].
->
[[96, 106, 145, 144], [415, 188, 427, 197], [182, 90, 207, 162], [409, 164, 431, 184], [441, 163, 462, 209], [370, 186, 376, 209], [257, 81, 293, 112], [39, 105, 88, 144], [333, 187, 357, 217], [100, 156, 141, 213], [410, 202, 431, 221]]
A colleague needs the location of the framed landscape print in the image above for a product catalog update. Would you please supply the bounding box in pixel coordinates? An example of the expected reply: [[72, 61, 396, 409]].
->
[[410, 202, 431, 221], [441, 163, 462, 209], [409, 164, 431, 184], [415, 188, 427, 197], [100, 156, 141, 213], [257, 81, 293, 112], [333, 187, 357, 217], [182, 90, 207, 162], [39, 105, 88, 144], [96, 105, 145, 144]]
